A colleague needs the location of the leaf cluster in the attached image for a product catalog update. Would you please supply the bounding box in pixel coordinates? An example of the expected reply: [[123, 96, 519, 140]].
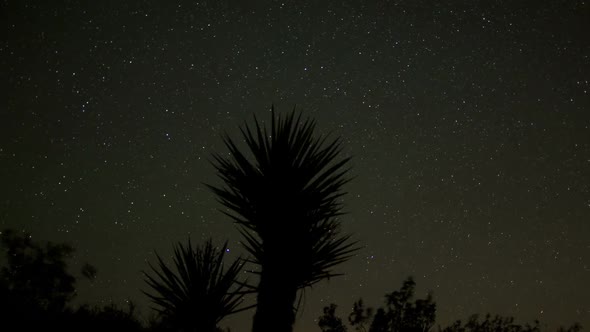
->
[[208, 107, 358, 290], [143, 239, 247, 332]]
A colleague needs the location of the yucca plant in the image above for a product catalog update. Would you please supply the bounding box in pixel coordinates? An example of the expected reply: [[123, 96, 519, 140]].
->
[[208, 106, 359, 332], [143, 239, 247, 332]]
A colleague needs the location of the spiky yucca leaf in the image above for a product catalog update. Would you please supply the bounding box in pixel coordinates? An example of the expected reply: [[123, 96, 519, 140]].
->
[[208, 107, 359, 291], [143, 239, 247, 331]]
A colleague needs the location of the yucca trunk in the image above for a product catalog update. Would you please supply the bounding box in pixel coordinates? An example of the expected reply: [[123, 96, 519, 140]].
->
[[252, 269, 298, 332]]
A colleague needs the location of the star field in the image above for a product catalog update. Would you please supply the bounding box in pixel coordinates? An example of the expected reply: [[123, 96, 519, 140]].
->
[[1, 1, 589, 331]]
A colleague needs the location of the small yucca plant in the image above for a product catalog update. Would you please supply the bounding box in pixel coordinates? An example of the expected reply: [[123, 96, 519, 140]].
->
[[143, 239, 247, 332]]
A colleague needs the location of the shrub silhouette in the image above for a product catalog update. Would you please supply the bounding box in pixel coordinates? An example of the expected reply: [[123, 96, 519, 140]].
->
[[319, 303, 348, 332], [0, 228, 114, 331], [143, 238, 247, 332], [320, 277, 583, 332], [376, 277, 436, 332], [0, 228, 77, 319], [208, 107, 359, 332], [348, 299, 373, 332], [442, 314, 538, 332], [319, 277, 436, 332], [64, 302, 144, 332], [440, 314, 582, 332]]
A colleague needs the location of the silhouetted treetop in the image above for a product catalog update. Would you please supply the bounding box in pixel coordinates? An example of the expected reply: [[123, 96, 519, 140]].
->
[[0, 228, 76, 313], [320, 277, 436, 332], [320, 303, 348, 332]]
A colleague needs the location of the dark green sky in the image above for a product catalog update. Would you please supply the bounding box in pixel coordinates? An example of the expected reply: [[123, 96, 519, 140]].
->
[[1, 1, 589, 331]]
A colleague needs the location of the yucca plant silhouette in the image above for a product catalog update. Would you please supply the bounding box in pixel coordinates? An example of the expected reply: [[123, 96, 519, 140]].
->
[[143, 239, 247, 332], [208, 107, 359, 332]]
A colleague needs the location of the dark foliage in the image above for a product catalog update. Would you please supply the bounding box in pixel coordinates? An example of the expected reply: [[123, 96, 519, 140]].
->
[[349, 299, 374, 332], [320, 278, 582, 332], [374, 277, 436, 332], [0, 228, 143, 332], [320, 277, 436, 332], [81, 262, 98, 280], [319, 304, 348, 332], [0, 228, 77, 318], [208, 107, 359, 332], [440, 315, 582, 332], [62, 302, 144, 332], [143, 238, 247, 332]]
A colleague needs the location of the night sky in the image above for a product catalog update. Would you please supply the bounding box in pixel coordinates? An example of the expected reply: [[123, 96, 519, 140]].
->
[[2, 1, 589, 331]]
